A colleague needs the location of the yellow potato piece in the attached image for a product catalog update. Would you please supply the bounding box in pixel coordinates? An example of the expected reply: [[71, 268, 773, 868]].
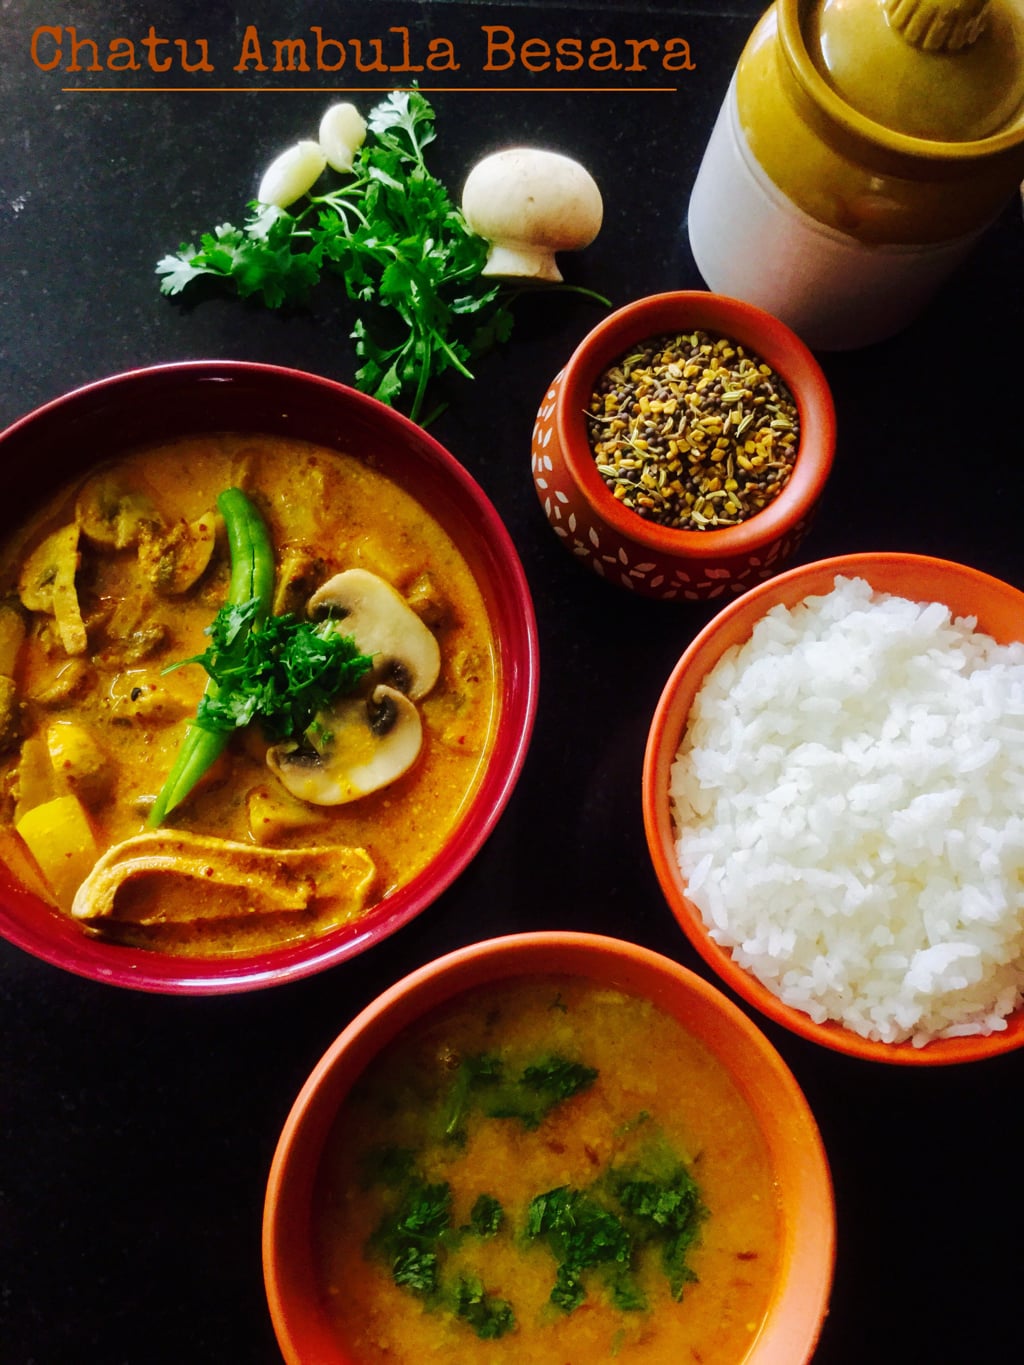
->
[[46, 721, 113, 806], [16, 793, 99, 910]]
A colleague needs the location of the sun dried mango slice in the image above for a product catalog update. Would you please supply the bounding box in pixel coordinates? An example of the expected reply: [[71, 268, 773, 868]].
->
[[70, 830, 376, 926]]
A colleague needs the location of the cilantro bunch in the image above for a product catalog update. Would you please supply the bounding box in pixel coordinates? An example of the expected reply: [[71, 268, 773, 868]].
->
[[157, 91, 514, 424]]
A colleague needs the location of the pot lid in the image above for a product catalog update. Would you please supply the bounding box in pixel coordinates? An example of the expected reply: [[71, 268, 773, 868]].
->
[[807, 0, 1024, 141]]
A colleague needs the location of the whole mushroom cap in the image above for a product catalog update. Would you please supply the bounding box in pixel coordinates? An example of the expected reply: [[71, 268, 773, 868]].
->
[[461, 147, 604, 281]]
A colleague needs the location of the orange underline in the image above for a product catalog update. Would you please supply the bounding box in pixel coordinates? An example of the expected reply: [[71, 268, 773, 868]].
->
[[61, 84, 677, 94]]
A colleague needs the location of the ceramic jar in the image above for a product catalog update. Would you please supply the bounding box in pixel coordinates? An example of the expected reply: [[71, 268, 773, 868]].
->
[[688, 0, 1024, 349]]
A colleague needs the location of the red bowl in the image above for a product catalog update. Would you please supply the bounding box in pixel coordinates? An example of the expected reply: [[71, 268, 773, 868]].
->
[[264, 931, 835, 1365], [0, 362, 538, 994], [644, 551, 1024, 1064], [531, 291, 836, 600]]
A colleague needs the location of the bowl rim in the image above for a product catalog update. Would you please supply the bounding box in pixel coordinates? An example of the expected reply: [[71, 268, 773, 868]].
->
[[262, 929, 835, 1365], [643, 549, 1024, 1065], [0, 360, 540, 994], [553, 290, 836, 556]]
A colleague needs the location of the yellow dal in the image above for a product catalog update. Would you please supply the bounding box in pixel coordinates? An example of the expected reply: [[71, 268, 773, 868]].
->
[[314, 976, 781, 1363]]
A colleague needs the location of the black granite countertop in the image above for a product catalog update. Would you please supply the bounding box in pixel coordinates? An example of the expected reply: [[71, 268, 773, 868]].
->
[[2, 2, 1023, 1361]]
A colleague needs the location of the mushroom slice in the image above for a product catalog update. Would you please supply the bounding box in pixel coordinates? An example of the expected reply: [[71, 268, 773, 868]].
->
[[17, 524, 87, 656], [307, 568, 441, 700], [267, 684, 422, 806], [28, 657, 96, 708], [137, 511, 219, 596], [70, 830, 376, 925], [75, 472, 163, 550]]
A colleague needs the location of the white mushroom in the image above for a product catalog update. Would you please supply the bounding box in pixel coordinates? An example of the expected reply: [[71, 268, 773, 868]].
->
[[137, 510, 219, 596], [307, 568, 441, 700], [461, 147, 603, 282], [267, 684, 423, 806], [18, 524, 87, 656], [75, 472, 162, 550], [257, 139, 327, 208], [318, 102, 367, 173]]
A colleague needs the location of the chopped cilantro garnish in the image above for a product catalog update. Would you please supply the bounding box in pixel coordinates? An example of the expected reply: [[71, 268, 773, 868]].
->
[[392, 1243, 441, 1297], [519, 1056, 599, 1108], [169, 597, 373, 742], [525, 1141, 707, 1313], [357, 1051, 706, 1336], [527, 1186, 633, 1312], [368, 1178, 451, 1299], [441, 1052, 502, 1142], [367, 1171, 514, 1340], [451, 1274, 515, 1340], [443, 1051, 598, 1140], [467, 1193, 504, 1239]]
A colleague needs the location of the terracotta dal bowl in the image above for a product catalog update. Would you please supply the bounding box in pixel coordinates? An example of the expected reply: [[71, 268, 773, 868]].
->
[[644, 551, 1024, 1064], [0, 362, 539, 994], [263, 931, 835, 1365], [531, 291, 836, 601]]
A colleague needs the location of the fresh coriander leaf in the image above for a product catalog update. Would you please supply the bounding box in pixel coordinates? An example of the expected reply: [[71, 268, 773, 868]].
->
[[156, 88, 606, 422], [441, 1052, 502, 1143], [662, 1231, 701, 1301], [441, 1051, 597, 1136], [608, 1269, 648, 1313], [170, 601, 373, 741], [369, 1177, 452, 1299], [367, 88, 437, 160], [483, 1054, 598, 1130], [526, 1185, 633, 1314], [392, 1244, 440, 1296], [155, 248, 209, 296], [451, 1274, 515, 1340], [366, 162, 407, 194], [365, 1164, 514, 1335], [467, 1193, 504, 1238], [552, 1268, 587, 1313], [469, 304, 516, 355], [521, 1057, 599, 1102], [611, 1146, 708, 1301]]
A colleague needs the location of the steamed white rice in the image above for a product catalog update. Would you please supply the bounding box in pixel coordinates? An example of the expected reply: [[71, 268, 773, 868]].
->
[[669, 574, 1024, 1047]]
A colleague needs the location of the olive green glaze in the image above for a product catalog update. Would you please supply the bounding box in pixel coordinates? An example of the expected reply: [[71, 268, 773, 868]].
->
[[735, 0, 1024, 243]]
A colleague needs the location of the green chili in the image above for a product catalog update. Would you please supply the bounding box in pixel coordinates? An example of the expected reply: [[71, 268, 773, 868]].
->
[[148, 487, 274, 827]]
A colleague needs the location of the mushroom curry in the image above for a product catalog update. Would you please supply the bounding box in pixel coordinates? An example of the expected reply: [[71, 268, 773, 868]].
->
[[0, 434, 498, 956]]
